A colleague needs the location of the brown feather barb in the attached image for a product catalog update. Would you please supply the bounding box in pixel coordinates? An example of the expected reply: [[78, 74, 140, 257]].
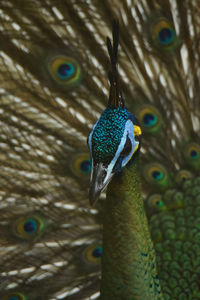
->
[[0, 0, 200, 299]]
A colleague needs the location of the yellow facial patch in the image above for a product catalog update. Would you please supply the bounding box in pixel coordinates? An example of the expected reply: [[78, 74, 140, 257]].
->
[[134, 125, 142, 136]]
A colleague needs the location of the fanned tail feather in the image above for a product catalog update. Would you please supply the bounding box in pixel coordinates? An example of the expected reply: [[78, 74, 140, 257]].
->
[[0, 0, 200, 299]]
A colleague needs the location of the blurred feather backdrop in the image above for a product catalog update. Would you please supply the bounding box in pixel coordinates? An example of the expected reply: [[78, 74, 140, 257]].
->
[[0, 0, 200, 299]]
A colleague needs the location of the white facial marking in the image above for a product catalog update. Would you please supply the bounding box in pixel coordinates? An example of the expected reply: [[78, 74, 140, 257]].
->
[[103, 120, 138, 184], [88, 121, 99, 182]]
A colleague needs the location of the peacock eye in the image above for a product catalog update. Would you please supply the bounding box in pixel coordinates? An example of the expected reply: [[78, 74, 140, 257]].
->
[[2, 292, 26, 300], [47, 55, 81, 86], [120, 137, 132, 158]]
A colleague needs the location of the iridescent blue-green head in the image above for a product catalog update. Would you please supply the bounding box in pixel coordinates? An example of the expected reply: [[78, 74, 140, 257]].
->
[[88, 20, 142, 204], [88, 104, 142, 204]]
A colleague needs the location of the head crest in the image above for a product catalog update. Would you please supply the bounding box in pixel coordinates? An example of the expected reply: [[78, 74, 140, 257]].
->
[[107, 20, 124, 108]]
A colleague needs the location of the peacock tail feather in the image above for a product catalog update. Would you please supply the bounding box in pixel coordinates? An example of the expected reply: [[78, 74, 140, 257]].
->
[[0, 0, 200, 299]]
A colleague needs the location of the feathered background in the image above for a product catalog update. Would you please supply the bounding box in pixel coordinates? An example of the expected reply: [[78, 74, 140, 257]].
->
[[0, 0, 200, 299]]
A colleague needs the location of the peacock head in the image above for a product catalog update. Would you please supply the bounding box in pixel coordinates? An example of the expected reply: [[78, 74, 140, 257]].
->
[[88, 20, 142, 204], [88, 104, 142, 204]]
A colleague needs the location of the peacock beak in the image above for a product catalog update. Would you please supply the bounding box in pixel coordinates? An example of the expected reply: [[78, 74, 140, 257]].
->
[[89, 162, 114, 205]]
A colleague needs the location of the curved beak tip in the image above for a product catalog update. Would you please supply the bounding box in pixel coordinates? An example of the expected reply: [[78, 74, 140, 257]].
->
[[89, 188, 100, 206], [89, 162, 114, 206]]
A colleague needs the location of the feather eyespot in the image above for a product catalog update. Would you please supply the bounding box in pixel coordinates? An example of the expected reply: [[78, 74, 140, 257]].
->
[[152, 170, 163, 181], [57, 62, 75, 79], [154, 20, 175, 46], [71, 153, 91, 177], [48, 55, 81, 86], [155, 200, 163, 207], [138, 106, 162, 134], [175, 170, 192, 184], [85, 244, 102, 263], [13, 216, 45, 240], [2, 293, 26, 300], [143, 113, 157, 127], [80, 159, 91, 174], [190, 149, 199, 159], [147, 194, 166, 212], [78, 243, 102, 270], [143, 163, 169, 189], [91, 245, 103, 258], [148, 16, 180, 52], [184, 143, 200, 170]]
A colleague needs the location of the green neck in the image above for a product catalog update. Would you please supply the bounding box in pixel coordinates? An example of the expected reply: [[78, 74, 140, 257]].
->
[[100, 156, 163, 300]]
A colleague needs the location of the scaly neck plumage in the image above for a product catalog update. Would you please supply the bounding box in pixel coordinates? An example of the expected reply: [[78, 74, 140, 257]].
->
[[100, 156, 163, 300]]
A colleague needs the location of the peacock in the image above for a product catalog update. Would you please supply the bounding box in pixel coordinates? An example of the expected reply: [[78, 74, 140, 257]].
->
[[89, 20, 162, 299], [0, 0, 200, 299]]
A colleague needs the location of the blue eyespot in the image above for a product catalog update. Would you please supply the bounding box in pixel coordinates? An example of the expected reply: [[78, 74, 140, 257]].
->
[[3, 293, 26, 300], [156, 200, 163, 207], [23, 219, 38, 234], [143, 113, 157, 127], [13, 215, 45, 240], [80, 159, 91, 174], [92, 246, 102, 258], [151, 19, 176, 48], [138, 106, 162, 133], [47, 55, 81, 86], [57, 63, 75, 80], [150, 18, 179, 52], [81, 243, 102, 267], [144, 163, 169, 189], [146, 194, 165, 213], [158, 28, 175, 45], [184, 143, 200, 170], [190, 150, 198, 159], [152, 171, 163, 181], [70, 153, 91, 178]]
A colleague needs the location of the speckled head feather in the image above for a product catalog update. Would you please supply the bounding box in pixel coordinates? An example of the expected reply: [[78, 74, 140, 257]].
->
[[92, 106, 129, 164]]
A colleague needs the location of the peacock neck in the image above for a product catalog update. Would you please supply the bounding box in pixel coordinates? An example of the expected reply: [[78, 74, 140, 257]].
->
[[100, 156, 163, 300]]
